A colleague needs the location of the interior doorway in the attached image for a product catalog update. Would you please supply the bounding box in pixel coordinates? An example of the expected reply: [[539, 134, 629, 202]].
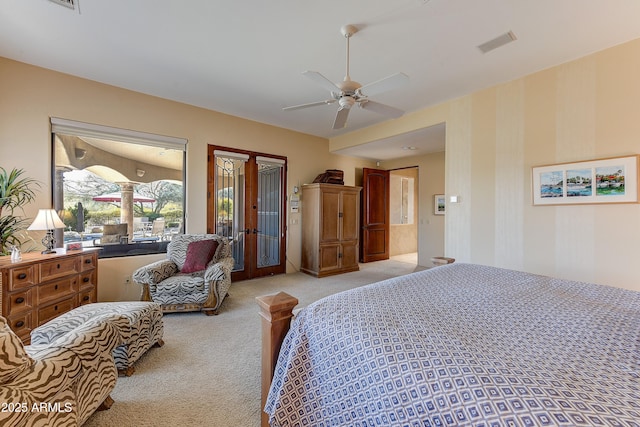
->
[[207, 146, 287, 281], [389, 167, 418, 262]]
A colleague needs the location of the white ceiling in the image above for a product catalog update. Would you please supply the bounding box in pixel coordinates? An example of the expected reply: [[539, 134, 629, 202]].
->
[[3, 0, 640, 160]]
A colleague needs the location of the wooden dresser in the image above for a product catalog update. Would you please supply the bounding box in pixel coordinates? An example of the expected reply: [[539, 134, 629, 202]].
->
[[0, 248, 99, 343], [301, 183, 362, 277]]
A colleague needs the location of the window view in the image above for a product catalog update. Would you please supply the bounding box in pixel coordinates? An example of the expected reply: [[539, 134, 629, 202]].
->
[[52, 119, 186, 257]]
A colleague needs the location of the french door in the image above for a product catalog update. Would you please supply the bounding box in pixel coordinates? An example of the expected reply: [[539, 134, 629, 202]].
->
[[207, 146, 287, 281]]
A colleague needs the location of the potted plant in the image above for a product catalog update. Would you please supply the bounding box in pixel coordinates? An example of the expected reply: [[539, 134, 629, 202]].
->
[[0, 167, 40, 255]]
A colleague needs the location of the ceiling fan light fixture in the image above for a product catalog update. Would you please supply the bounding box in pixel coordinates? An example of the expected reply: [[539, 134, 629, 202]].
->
[[339, 96, 356, 109]]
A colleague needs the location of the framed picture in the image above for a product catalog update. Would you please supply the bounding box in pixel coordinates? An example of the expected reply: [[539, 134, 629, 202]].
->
[[434, 194, 445, 215], [532, 155, 639, 205]]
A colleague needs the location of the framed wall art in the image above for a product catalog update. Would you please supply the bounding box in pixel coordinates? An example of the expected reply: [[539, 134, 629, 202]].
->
[[532, 155, 639, 205], [434, 194, 445, 215]]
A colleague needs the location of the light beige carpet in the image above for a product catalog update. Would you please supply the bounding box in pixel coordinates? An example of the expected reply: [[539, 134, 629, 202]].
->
[[84, 258, 425, 427]]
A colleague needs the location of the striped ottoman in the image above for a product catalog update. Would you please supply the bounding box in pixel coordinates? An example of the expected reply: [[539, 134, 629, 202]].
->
[[31, 301, 164, 376]]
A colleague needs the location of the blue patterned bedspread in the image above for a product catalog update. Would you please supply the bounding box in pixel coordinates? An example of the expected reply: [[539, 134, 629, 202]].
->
[[265, 263, 640, 426]]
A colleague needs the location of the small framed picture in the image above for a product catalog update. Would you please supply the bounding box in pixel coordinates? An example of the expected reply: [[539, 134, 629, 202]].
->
[[434, 194, 445, 215], [66, 242, 82, 251]]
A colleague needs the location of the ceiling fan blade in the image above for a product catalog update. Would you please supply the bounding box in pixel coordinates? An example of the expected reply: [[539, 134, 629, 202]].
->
[[283, 99, 336, 111], [303, 71, 341, 93], [358, 72, 409, 97], [359, 100, 404, 118], [333, 108, 351, 129]]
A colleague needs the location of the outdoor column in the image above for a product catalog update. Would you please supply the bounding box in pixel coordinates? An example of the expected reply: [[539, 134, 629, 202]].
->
[[119, 182, 134, 242], [53, 168, 66, 248]]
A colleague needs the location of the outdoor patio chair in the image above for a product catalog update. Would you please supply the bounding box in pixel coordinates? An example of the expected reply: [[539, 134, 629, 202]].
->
[[98, 224, 128, 244]]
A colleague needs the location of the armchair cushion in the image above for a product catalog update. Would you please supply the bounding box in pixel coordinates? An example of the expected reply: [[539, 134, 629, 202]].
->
[[155, 274, 205, 296], [182, 239, 219, 273], [0, 317, 33, 382]]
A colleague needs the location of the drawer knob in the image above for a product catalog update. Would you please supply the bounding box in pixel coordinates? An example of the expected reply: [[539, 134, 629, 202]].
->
[[82, 295, 90, 301], [17, 273, 27, 280], [15, 321, 24, 328], [83, 277, 90, 283], [57, 263, 61, 269], [54, 305, 58, 311], [15, 297, 24, 304], [85, 259, 92, 264], [54, 284, 58, 290]]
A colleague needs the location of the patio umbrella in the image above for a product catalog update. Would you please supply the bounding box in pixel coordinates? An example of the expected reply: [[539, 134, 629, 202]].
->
[[76, 201, 85, 232], [92, 192, 156, 203]]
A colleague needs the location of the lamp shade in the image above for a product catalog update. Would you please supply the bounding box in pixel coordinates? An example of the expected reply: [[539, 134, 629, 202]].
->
[[28, 209, 66, 231]]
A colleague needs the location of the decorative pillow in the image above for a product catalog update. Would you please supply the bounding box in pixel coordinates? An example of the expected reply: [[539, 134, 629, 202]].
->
[[0, 317, 33, 383], [181, 239, 219, 274]]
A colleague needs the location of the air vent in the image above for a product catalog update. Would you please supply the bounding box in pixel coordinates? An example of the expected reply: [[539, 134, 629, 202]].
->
[[49, 0, 75, 9], [477, 31, 517, 54]]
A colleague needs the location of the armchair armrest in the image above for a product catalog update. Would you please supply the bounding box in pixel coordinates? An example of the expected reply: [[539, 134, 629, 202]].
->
[[204, 256, 234, 283], [133, 259, 178, 285], [13, 345, 83, 395], [202, 256, 234, 312]]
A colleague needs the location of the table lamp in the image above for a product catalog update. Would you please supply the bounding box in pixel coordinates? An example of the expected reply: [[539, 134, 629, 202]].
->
[[28, 209, 66, 254]]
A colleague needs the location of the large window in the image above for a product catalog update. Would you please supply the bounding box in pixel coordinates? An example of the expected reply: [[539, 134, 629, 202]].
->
[[51, 118, 186, 258]]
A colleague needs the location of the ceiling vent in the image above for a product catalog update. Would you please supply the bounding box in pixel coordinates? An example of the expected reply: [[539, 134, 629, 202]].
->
[[477, 31, 517, 54], [48, 0, 75, 9]]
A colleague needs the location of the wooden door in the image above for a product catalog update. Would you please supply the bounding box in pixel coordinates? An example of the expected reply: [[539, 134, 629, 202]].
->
[[360, 168, 390, 262], [207, 146, 287, 281]]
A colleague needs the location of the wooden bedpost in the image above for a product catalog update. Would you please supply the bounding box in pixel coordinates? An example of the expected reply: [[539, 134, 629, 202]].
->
[[256, 292, 298, 427]]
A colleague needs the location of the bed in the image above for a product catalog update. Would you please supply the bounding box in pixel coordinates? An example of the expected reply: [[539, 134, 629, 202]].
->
[[259, 263, 640, 427]]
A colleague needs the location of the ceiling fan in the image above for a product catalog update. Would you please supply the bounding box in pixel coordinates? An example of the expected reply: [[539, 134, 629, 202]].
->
[[283, 24, 409, 130]]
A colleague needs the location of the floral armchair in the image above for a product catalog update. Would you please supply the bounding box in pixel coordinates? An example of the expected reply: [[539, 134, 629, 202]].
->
[[132, 234, 234, 315]]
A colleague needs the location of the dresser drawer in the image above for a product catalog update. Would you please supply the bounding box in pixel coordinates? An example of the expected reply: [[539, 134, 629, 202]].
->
[[6, 265, 37, 291], [79, 286, 96, 305], [40, 258, 80, 281], [79, 271, 96, 289], [5, 289, 34, 316], [38, 297, 76, 326], [80, 254, 97, 272], [38, 278, 77, 305], [7, 312, 34, 343]]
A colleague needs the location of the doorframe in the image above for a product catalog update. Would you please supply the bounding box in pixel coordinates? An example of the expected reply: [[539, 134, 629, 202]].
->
[[207, 145, 287, 281], [388, 166, 419, 262]]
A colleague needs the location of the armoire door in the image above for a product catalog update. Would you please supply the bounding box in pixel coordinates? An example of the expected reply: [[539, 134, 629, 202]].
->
[[207, 146, 287, 281]]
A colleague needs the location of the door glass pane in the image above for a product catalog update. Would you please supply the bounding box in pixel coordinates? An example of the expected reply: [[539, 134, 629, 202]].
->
[[215, 156, 245, 271], [256, 160, 282, 267]]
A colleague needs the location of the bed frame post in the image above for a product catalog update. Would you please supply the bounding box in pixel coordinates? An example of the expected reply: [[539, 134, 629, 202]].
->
[[256, 292, 298, 427]]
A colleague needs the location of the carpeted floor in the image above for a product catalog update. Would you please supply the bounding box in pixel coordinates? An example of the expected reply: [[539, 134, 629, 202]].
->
[[84, 257, 425, 427]]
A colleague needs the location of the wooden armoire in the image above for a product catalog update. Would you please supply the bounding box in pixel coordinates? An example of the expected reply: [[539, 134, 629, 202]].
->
[[301, 183, 362, 277]]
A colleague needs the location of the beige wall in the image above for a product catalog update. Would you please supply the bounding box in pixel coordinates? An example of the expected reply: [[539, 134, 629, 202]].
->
[[0, 57, 374, 301], [331, 38, 640, 291]]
